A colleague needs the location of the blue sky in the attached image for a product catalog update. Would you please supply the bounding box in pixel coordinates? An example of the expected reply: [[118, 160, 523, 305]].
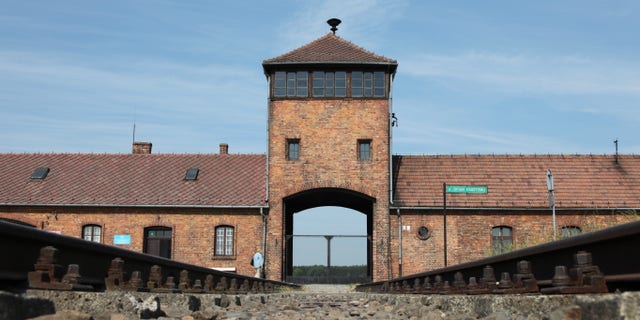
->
[[2, 1, 639, 265]]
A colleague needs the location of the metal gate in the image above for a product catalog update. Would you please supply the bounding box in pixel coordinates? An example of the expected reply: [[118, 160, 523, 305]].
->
[[285, 234, 371, 284]]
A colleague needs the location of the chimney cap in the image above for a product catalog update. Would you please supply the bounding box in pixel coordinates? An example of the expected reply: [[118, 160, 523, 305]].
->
[[219, 143, 229, 155], [132, 141, 152, 154]]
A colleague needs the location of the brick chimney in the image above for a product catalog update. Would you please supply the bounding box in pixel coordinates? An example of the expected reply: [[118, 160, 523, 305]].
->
[[219, 143, 229, 154], [132, 142, 152, 154]]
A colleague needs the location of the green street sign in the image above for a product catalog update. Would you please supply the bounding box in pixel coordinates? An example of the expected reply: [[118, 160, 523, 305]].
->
[[446, 185, 488, 194]]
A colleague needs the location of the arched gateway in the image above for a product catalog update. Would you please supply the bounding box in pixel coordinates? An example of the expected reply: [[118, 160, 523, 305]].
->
[[262, 20, 398, 282], [283, 188, 375, 281]]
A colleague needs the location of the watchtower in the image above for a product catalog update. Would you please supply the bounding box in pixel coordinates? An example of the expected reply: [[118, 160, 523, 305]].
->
[[262, 19, 398, 281]]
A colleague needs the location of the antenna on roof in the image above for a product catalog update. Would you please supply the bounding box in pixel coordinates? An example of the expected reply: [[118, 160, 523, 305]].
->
[[327, 18, 341, 34], [614, 139, 619, 164]]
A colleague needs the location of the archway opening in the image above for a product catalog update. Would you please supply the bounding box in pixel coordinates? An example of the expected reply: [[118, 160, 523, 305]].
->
[[290, 207, 368, 283], [283, 188, 374, 283]]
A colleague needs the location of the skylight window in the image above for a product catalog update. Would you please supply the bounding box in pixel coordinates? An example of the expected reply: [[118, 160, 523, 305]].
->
[[185, 168, 199, 181], [30, 167, 50, 180]]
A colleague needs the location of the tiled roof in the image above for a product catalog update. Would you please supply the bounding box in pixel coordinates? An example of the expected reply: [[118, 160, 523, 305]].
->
[[0, 153, 266, 207], [3, 153, 639, 210], [393, 154, 640, 209], [263, 33, 397, 67]]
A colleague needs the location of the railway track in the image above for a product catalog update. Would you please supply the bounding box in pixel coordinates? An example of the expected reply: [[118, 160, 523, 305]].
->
[[2, 219, 639, 296], [356, 219, 640, 294], [0, 220, 299, 294]]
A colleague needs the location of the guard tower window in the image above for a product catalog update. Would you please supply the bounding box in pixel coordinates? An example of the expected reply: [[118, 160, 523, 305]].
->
[[351, 71, 386, 97], [492, 226, 513, 255], [82, 224, 102, 243], [274, 71, 308, 97], [335, 71, 346, 97], [274, 71, 286, 97], [358, 140, 371, 161], [286, 139, 300, 161], [313, 71, 346, 97]]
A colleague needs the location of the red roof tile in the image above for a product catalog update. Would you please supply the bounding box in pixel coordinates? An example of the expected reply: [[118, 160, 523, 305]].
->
[[2, 153, 639, 210], [0, 154, 266, 207], [393, 155, 640, 209], [263, 33, 397, 67]]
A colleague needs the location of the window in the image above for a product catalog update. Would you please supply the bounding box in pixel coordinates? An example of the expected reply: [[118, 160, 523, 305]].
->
[[373, 71, 385, 96], [144, 227, 172, 259], [358, 140, 371, 161], [185, 168, 199, 180], [82, 224, 102, 243], [492, 226, 513, 255], [274, 71, 308, 97], [561, 226, 582, 238], [274, 71, 286, 97], [312, 71, 346, 97], [335, 71, 346, 97], [351, 71, 386, 97], [276, 70, 399, 98], [30, 167, 50, 180], [287, 139, 300, 161], [215, 226, 234, 256]]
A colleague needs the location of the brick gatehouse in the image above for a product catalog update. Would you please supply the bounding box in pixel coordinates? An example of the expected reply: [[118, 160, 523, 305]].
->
[[2, 22, 639, 282]]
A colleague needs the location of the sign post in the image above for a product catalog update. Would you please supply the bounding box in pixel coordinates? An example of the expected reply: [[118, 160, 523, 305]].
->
[[443, 183, 447, 267], [443, 184, 488, 267]]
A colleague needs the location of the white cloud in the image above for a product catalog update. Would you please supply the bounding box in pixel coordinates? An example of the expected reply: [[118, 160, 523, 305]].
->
[[0, 50, 267, 153], [275, 0, 409, 51], [401, 52, 640, 96]]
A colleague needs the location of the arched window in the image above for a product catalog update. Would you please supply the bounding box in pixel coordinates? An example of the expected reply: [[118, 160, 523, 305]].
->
[[561, 226, 582, 238], [82, 224, 102, 242], [215, 225, 234, 257], [144, 226, 172, 259], [492, 226, 513, 255]]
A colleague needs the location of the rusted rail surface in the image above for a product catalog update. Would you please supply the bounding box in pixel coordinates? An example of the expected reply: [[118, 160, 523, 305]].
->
[[0, 221, 299, 293], [357, 220, 640, 294]]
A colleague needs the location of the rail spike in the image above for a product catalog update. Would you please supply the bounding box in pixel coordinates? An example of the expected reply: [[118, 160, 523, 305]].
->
[[541, 251, 608, 294], [28, 246, 93, 291]]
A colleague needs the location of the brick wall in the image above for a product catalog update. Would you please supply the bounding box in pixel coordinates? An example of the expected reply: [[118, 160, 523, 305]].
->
[[267, 98, 390, 281], [389, 209, 638, 277], [0, 207, 263, 277]]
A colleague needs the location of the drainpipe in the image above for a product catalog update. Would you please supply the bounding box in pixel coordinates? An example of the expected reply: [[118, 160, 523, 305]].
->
[[265, 75, 271, 204], [387, 75, 395, 280], [388, 76, 394, 205], [264, 73, 271, 278], [397, 208, 402, 277], [260, 207, 267, 277]]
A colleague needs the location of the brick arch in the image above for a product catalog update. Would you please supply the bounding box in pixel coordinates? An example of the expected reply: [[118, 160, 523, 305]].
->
[[282, 187, 375, 282], [283, 187, 375, 215]]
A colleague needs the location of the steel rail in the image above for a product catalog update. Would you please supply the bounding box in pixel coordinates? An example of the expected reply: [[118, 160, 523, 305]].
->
[[0, 220, 299, 293], [357, 219, 640, 294]]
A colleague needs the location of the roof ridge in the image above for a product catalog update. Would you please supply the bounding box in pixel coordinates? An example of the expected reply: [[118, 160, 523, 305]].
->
[[0, 153, 267, 157], [394, 153, 638, 158]]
